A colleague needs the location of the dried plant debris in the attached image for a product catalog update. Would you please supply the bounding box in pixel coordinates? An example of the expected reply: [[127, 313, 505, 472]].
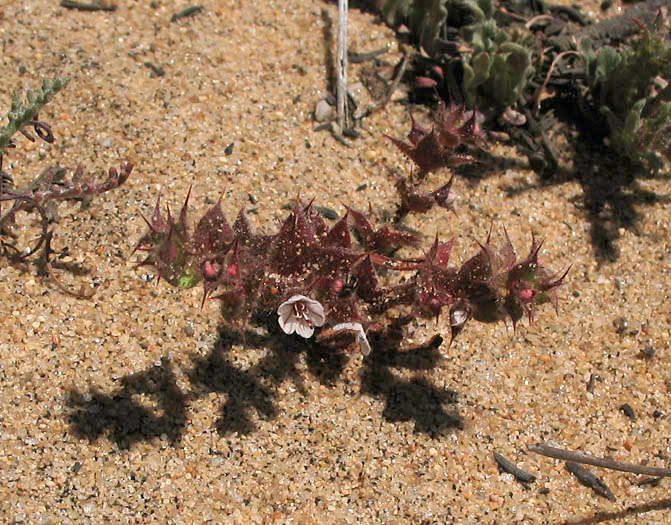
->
[[550, 0, 670, 50], [494, 452, 536, 483], [528, 443, 671, 478], [60, 0, 117, 11], [1, 77, 131, 290], [171, 5, 203, 23], [566, 462, 616, 501]]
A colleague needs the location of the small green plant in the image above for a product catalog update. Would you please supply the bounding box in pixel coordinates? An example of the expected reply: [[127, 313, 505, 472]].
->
[[579, 11, 671, 170], [459, 0, 535, 113]]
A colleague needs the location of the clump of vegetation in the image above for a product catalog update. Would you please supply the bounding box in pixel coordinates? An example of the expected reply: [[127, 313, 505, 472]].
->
[[134, 102, 567, 354], [377, 0, 448, 55], [458, 0, 535, 113], [0, 77, 132, 292], [579, 11, 671, 171]]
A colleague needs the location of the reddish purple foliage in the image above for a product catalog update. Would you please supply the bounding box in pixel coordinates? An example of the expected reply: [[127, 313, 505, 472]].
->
[[133, 103, 567, 354], [134, 192, 569, 352], [387, 100, 488, 177]]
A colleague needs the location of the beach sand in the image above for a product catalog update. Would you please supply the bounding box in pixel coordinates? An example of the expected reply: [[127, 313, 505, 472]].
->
[[0, 0, 669, 522]]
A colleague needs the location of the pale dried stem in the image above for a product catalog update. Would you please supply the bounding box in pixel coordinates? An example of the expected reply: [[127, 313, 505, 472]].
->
[[336, 0, 349, 131], [533, 50, 582, 117]]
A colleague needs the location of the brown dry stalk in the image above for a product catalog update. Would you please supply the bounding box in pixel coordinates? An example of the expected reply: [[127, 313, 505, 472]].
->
[[528, 443, 671, 478], [533, 50, 581, 117]]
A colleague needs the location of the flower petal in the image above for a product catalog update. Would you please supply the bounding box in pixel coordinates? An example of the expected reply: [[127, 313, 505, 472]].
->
[[295, 320, 315, 339], [332, 322, 371, 355], [357, 332, 371, 356], [305, 301, 326, 327], [450, 308, 468, 327], [332, 322, 361, 333], [281, 317, 300, 336]]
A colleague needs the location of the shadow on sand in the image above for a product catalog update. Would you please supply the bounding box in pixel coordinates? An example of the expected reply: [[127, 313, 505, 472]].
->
[[67, 316, 462, 448]]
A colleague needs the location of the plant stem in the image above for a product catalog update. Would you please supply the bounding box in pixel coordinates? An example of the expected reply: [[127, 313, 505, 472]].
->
[[528, 443, 671, 478], [336, 0, 348, 131]]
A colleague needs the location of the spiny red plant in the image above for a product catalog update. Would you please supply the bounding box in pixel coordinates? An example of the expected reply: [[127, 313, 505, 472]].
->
[[387, 99, 488, 178], [387, 99, 488, 220], [134, 194, 568, 353], [134, 100, 567, 354]]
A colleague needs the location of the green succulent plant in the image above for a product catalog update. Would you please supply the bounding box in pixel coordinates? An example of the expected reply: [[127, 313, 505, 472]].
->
[[579, 12, 671, 170], [377, 0, 448, 55], [459, 0, 534, 112]]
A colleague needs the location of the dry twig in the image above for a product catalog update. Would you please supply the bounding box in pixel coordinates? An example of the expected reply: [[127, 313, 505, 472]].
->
[[528, 443, 671, 478]]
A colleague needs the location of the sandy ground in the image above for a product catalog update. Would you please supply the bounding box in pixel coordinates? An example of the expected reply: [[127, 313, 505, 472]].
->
[[0, 0, 669, 523]]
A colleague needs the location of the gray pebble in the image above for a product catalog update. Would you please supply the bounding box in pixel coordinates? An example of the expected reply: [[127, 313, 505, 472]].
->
[[314, 99, 333, 123]]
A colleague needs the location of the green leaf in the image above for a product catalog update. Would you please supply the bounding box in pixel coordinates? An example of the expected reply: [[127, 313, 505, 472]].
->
[[0, 76, 70, 153], [622, 98, 646, 138]]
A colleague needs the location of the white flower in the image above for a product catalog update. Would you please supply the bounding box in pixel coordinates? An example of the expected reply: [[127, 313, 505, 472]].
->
[[277, 295, 326, 338], [332, 322, 371, 356]]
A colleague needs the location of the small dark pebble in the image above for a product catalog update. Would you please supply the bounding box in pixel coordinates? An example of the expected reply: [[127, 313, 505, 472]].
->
[[587, 373, 600, 393], [653, 410, 663, 419], [356, 183, 367, 191], [183, 324, 195, 337], [325, 93, 336, 106], [224, 142, 235, 156], [566, 462, 616, 501], [72, 461, 82, 474], [620, 403, 636, 421], [144, 61, 165, 77], [493, 452, 536, 483], [613, 316, 628, 334], [248, 193, 257, 204], [305, 139, 312, 149], [539, 487, 550, 495], [171, 5, 203, 22], [600, 0, 612, 9], [315, 206, 339, 220], [332, 133, 350, 147], [292, 64, 307, 76], [639, 345, 655, 359]]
